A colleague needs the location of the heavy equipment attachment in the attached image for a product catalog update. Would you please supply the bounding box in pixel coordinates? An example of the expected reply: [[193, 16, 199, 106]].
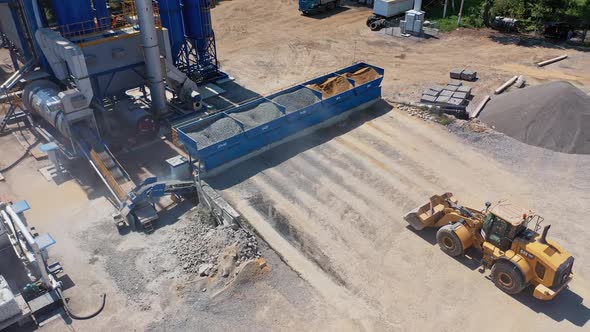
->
[[404, 193, 574, 300]]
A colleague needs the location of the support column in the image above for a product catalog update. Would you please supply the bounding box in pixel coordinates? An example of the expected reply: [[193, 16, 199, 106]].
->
[[134, 0, 168, 115]]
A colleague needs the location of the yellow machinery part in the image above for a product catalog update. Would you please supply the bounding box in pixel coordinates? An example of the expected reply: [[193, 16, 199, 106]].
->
[[453, 223, 474, 250]]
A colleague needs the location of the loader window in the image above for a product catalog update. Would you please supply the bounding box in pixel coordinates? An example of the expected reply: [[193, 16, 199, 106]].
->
[[535, 262, 546, 280], [486, 216, 513, 251]]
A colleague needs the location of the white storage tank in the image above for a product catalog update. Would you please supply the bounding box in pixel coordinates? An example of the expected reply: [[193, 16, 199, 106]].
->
[[373, 0, 415, 18]]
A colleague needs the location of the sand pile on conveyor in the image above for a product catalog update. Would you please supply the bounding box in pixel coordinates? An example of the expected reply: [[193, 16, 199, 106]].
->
[[189, 117, 243, 148], [230, 102, 283, 128], [346, 67, 381, 85], [307, 75, 353, 99], [271, 88, 321, 113], [480, 81, 590, 154]]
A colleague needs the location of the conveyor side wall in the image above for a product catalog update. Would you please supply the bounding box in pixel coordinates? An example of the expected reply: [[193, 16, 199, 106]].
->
[[177, 63, 384, 172]]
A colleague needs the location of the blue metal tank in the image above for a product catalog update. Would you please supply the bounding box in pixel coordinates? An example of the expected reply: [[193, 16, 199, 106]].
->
[[94, 0, 112, 31], [159, 0, 186, 60], [182, 0, 216, 70], [51, 0, 96, 36]]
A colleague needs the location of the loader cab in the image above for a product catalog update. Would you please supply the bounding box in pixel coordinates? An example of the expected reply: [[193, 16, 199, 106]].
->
[[482, 203, 529, 251]]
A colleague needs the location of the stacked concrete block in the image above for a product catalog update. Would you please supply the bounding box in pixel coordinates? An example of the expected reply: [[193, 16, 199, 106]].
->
[[419, 79, 474, 111], [457, 85, 472, 96], [445, 85, 459, 92], [449, 68, 478, 82], [461, 69, 477, 81], [420, 94, 437, 103], [450, 69, 463, 79], [448, 79, 463, 87], [440, 90, 453, 97], [453, 92, 468, 100]]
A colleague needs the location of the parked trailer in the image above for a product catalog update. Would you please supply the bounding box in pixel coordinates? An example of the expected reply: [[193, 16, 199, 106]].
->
[[299, 0, 341, 15], [367, 0, 415, 31], [177, 63, 384, 177]]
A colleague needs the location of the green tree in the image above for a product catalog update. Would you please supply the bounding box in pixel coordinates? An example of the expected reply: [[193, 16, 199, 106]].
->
[[530, 0, 572, 24], [483, 0, 495, 26]]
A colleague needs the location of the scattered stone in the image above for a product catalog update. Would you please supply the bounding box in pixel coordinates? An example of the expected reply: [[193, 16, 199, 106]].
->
[[198, 263, 214, 276], [170, 207, 261, 276]]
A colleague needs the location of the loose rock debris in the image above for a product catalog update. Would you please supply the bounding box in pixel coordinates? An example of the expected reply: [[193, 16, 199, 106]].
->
[[169, 208, 261, 277]]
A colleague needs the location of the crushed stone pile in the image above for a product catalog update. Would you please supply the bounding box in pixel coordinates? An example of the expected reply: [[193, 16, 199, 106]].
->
[[307, 75, 353, 99], [230, 102, 283, 128], [169, 208, 261, 277], [188, 117, 242, 148], [271, 88, 321, 113], [345, 67, 381, 85], [480, 81, 590, 154]]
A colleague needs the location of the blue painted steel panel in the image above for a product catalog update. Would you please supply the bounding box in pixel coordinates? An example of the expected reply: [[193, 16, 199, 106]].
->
[[94, 0, 111, 30], [52, 0, 95, 35], [178, 63, 384, 172], [159, 0, 186, 60], [183, 0, 213, 40], [182, 0, 217, 71]]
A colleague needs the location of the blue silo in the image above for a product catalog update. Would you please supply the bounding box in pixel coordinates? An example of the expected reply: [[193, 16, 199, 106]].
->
[[182, 0, 217, 74], [159, 0, 186, 61]]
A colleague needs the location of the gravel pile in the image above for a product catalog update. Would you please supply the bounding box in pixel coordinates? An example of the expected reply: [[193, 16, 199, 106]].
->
[[188, 117, 242, 148], [229, 102, 283, 128], [169, 208, 261, 276], [307, 75, 353, 99], [271, 88, 321, 113], [480, 81, 590, 154]]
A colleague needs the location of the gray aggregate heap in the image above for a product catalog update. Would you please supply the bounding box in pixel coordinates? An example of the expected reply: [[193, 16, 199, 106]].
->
[[271, 88, 321, 113], [230, 102, 283, 128], [189, 117, 242, 148], [169, 208, 261, 275], [480, 81, 590, 154]]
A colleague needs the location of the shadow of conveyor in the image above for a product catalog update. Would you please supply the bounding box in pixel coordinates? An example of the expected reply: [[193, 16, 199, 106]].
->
[[206, 99, 394, 190]]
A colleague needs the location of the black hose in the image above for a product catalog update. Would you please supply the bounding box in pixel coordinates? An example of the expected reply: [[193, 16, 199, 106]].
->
[[57, 288, 106, 320]]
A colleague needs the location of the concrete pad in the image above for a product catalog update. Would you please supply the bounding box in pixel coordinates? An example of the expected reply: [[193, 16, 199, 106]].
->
[[435, 96, 451, 103], [440, 90, 454, 97]]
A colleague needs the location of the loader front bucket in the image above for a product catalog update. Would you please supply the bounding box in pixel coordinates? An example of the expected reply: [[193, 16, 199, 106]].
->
[[403, 192, 456, 230]]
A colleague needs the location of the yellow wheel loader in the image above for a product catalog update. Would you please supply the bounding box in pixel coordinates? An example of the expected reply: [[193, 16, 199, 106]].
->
[[404, 193, 574, 300]]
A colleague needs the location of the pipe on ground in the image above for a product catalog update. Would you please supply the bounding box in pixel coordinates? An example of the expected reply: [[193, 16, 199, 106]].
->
[[134, 0, 168, 115]]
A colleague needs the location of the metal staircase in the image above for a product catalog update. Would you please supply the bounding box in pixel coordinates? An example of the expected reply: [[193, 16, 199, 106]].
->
[[0, 59, 35, 133]]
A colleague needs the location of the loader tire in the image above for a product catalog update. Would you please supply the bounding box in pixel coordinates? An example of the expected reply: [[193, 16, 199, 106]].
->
[[369, 20, 384, 31], [491, 261, 525, 295], [436, 225, 463, 257]]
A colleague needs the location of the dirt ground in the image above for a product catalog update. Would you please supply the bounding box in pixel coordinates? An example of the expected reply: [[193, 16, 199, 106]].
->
[[0, 0, 589, 331]]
